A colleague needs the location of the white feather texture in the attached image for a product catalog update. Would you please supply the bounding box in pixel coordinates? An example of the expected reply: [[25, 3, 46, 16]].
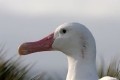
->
[[52, 23, 118, 80], [100, 76, 118, 80]]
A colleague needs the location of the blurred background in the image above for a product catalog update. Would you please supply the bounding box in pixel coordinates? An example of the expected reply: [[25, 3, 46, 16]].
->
[[0, 0, 120, 79]]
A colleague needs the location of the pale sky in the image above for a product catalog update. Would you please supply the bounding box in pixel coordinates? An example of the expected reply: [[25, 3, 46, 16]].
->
[[0, 0, 120, 79], [0, 0, 120, 16]]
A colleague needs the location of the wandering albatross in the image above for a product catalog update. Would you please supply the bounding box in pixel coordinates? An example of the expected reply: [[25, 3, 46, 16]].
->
[[18, 22, 118, 80]]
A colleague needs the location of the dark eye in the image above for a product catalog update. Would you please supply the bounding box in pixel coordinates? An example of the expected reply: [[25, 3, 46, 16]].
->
[[62, 29, 67, 33]]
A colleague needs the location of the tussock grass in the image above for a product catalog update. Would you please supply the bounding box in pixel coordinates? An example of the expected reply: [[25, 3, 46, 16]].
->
[[0, 45, 120, 80], [97, 56, 120, 79], [0, 45, 43, 80]]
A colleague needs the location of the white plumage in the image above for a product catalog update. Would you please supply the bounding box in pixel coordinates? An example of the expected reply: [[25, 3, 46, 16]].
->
[[19, 22, 118, 80], [100, 76, 118, 80]]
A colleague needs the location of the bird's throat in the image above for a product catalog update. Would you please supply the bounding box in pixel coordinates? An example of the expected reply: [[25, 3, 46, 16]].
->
[[66, 53, 99, 80]]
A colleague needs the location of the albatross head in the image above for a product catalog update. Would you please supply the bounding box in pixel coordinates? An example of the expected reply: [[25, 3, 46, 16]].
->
[[19, 22, 96, 58], [19, 22, 98, 80]]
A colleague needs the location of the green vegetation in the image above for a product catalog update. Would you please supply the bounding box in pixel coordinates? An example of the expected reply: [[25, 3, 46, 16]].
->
[[98, 56, 120, 79], [0, 45, 43, 80], [0, 45, 120, 80]]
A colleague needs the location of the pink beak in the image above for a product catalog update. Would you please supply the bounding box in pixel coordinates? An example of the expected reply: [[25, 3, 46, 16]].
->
[[18, 33, 54, 55]]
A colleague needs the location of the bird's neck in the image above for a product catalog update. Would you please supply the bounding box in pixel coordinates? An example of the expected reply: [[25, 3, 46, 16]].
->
[[66, 51, 99, 80]]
